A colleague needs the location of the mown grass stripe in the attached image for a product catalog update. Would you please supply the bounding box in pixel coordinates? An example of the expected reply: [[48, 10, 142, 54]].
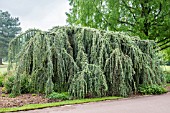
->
[[0, 96, 122, 113]]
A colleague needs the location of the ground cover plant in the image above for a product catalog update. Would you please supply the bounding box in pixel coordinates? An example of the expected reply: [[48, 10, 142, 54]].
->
[[8, 26, 166, 98]]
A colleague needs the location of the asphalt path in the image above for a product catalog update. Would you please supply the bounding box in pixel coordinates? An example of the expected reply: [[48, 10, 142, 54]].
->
[[13, 92, 170, 113]]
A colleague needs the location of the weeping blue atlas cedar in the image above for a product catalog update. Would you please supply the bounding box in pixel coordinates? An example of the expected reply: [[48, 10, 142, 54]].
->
[[8, 26, 165, 98]]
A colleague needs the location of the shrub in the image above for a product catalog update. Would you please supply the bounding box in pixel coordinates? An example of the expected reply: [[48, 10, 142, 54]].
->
[[1, 87, 7, 93], [4, 75, 15, 93], [32, 94, 37, 96], [2, 72, 8, 76], [8, 93, 16, 98], [138, 84, 167, 95], [47, 92, 70, 100], [1, 94, 5, 97], [0, 75, 4, 87], [165, 72, 170, 83], [4, 74, 31, 94]]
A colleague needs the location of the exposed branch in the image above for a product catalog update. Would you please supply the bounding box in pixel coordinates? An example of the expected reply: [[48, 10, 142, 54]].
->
[[154, 3, 162, 20], [159, 44, 170, 51], [118, 20, 135, 27], [155, 37, 170, 51], [151, 13, 169, 23], [157, 39, 170, 48], [156, 37, 170, 44]]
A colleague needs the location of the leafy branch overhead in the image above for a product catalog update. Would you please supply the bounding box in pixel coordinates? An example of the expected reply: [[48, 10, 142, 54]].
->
[[66, 0, 170, 51], [8, 26, 165, 98]]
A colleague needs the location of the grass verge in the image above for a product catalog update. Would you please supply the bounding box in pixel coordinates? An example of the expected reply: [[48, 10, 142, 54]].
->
[[166, 83, 170, 87], [0, 96, 122, 112]]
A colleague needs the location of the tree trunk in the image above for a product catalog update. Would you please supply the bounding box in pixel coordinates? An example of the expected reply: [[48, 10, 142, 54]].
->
[[0, 58, 2, 65]]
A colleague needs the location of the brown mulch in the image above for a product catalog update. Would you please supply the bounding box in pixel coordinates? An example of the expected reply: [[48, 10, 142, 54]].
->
[[0, 87, 52, 108]]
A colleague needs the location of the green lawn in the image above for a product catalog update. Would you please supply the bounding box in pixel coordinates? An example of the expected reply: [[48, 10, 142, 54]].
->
[[162, 66, 170, 73], [0, 62, 8, 73]]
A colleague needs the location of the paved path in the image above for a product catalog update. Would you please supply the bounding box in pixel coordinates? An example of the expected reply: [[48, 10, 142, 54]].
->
[[13, 93, 170, 113]]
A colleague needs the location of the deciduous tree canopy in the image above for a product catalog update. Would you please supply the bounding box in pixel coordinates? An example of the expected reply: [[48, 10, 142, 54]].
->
[[66, 0, 170, 52]]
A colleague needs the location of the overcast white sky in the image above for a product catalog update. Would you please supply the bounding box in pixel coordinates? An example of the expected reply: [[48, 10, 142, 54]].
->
[[0, 0, 70, 31]]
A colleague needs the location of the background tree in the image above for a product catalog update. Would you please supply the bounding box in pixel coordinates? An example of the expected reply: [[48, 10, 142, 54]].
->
[[66, 0, 170, 54], [0, 10, 21, 65]]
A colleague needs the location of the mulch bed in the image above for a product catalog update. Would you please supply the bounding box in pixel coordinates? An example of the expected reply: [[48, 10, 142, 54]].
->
[[0, 87, 52, 108]]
